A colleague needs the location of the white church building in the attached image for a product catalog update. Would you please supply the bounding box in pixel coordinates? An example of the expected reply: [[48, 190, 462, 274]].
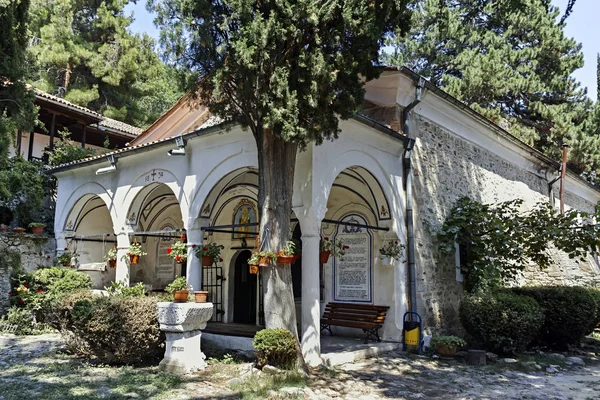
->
[[50, 67, 600, 365]]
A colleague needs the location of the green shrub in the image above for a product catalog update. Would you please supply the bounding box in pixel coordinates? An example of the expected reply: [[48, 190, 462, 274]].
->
[[55, 293, 164, 364], [460, 290, 544, 354], [513, 286, 598, 349], [587, 288, 600, 331], [430, 336, 466, 348], [253, 328, 298, 369], [105, 281, 147, 297], [0, 307, 52, 335]]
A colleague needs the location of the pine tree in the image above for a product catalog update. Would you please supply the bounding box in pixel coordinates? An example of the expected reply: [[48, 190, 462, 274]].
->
[[149, 0, 411, 338], [27, 0, 182, 127], [386, 0, 596, 174], [0, 0, 36, 161]]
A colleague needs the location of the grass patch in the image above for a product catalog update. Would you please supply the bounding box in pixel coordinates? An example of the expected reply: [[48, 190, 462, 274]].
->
[[0, 354, 182, 400], [229, 370, 307, 400]]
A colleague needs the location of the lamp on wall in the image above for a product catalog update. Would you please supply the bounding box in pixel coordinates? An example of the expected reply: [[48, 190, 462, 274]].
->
[[95, 154, 118, 175], [167, 135, 186, 156]]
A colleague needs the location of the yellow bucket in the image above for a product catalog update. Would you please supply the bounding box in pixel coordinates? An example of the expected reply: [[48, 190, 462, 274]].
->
[[404, 327, 420, 346]]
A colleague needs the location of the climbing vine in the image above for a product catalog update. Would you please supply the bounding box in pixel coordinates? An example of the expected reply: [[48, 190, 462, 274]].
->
[[439, 197, 600, 293]]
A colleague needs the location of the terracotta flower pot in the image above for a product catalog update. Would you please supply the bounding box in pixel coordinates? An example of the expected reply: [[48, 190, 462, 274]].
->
[[173, 290, 189, 303], [277, 255, 294, 265], [31, 226, 45, 235], [12, 227, 26, 234], [292, 254, 300, 265], [0, 226, 8, 232], [436, 344, 457, 357], [319, 251, 330, 264], [249, 264, 259, 274], [129, 254, 140, 264], [259, 257, 271, 267], [108, 259, 116, 269], [194, 291, 209, 303], [202, 256, 214, 266], [175, 257, 187, 264]]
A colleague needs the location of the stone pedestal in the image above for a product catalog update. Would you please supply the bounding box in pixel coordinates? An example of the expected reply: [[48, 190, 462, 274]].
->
[[157, 302, 213, 375]]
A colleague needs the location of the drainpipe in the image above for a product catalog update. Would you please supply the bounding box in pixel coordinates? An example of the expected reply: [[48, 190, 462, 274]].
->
[[402, 76, 425, 314]]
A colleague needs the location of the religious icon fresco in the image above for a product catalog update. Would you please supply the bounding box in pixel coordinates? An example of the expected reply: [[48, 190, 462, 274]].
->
[[232, 199, 257, 239]]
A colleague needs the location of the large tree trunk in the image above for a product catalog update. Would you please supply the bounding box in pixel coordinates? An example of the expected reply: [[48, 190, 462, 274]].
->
[[256, 127, 298, 338]]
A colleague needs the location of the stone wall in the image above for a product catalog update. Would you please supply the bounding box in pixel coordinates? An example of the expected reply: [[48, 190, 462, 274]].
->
[[0, 233, 55, 314], [410, 115, 600, 334]]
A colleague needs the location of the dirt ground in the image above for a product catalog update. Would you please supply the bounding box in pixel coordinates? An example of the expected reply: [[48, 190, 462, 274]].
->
[[1, 334, 599, 400]]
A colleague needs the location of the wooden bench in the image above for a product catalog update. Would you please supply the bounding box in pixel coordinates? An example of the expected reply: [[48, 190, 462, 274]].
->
[[320, 302, 390, 343]]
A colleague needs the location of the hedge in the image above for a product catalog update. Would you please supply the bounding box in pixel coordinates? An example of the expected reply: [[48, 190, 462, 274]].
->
[[55, 292, 164, 364], [459, 290, 544, 354], [512, 286, 598, 349], [253, 328, 298, 369]]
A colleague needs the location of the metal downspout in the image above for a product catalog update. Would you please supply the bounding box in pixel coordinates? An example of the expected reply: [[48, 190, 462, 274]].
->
[[402, 77, 425, 313]]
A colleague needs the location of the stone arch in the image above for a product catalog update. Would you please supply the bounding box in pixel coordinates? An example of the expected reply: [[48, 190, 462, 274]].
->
[[56, 182, 116, 234], [189, 151, 258, 226], [121, 169, 189, 229], [318, 150, 405, 239]]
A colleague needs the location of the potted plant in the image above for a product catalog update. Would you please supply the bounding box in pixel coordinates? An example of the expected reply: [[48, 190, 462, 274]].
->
[[104, 247, 118, 268], [0, 224, 8, 232], [126, 242, 147, 264], [167, 239, 188, 264], [248, 252, 260, 274], [12, 227, 26, 234], [57, 248, 78, 267], [277, 241, 297, 264], [258, 250, 277, 267], [194, 242, 224, 266], [165, 276, 191, 302], [320, 237, 349, 263], [430, 336, 466, 357], [379, 240, 405, 265], [194, 290, 209, 303], [28, 222, 46, 235]]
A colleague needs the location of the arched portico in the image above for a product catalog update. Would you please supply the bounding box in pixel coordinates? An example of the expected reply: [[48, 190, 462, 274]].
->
[[59, 193, 117, 289]]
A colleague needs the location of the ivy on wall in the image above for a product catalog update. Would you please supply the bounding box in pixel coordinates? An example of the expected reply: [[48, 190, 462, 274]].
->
[[439, 197, 600, 293]]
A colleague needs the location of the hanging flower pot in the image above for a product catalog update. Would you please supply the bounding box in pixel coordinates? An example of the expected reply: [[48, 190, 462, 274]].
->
[[194, 291, 209, 303], [108, 259, 117, 269], [380, 255, 393, 266], [195, 243, 224, 267], [175, 255, 187, 264], [173, 290, 189, 302], [129, 254, 140, 264], [126, 241, 146, 265], [167, 240, 188, 264], [319, 251, 330, 264], [277, 255, 294, 264], [249, 264, 259, 274], [259, 257, 271, 267], [292, 254, 300, 265], [202, 256, 214, 266]]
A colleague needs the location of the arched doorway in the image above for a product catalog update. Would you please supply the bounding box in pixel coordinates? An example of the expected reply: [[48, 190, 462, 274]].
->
[[233, 250, 257, 324]]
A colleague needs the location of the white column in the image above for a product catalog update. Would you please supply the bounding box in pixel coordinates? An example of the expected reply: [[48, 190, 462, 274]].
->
[[115, 233, 131, 284], [301, 233, 321, 366], [186, 228, 203, 293]]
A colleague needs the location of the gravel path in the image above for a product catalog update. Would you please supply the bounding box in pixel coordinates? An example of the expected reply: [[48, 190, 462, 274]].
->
[[1, 334, 599, 400]]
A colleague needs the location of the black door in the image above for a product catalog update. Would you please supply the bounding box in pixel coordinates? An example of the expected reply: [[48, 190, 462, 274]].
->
[[234, 250, 257, 324]]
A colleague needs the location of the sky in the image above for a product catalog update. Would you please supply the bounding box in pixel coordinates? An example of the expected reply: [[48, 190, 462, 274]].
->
[[125, 0, 600, 100]]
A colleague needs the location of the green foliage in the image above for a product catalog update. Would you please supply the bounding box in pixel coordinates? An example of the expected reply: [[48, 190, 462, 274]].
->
[[379, 240, 405, 261], [195, 242, 224, 259], [430, 335, 466, 348], [46, 130, 97, 167], [460, 291, 544, 354], [386, 0, 596, 176], [55, 293, 164, 364], [253, 328, 298, 369], [0, 247, 21, 271], [26, 0, 182, 127], [513, 286, 598, 349], [0, 0, 37, 157], [150, 0, 411, 147], [164, 276, 190, 294], [588, 288, 600, 329], [104, 281, 146, 297], [126, 242, 147, 257], [0, 157, 44, 226], [440, 197, 600, 292], [0, 306, 52, 335]]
